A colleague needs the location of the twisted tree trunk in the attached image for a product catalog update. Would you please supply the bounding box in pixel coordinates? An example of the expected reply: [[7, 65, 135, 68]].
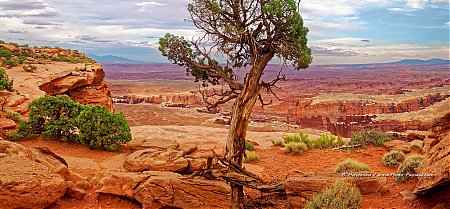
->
[[225, 54, 273, 209]]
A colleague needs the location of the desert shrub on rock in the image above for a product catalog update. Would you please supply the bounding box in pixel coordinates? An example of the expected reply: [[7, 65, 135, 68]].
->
[[335, 158, 370, 173], [11, 95, 131, 151], [304, 180, 362, 209], [396, 155, 425, 183], [76, 105, 131, 151], [22, 64, 37, 72], [0, 68, 14, 92], [350, 129, 388, 147], [283, 131, 310, 145], [6, 109, 22, 122], [284, 142, 308, 154], [410, 140, 424, 151], [382, 150, 406, 167], [244, 150, 259, 162]]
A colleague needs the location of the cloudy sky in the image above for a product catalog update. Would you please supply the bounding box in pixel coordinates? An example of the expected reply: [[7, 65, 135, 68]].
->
[[0, 0, 448, 64]]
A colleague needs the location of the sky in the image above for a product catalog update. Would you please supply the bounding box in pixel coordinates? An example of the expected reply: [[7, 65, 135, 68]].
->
[[0, 0, 448, 64]]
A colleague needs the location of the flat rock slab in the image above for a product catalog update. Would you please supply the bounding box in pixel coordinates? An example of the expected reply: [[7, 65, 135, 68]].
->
[[124, 149, 189, 172], [0, 155, 66, 209]]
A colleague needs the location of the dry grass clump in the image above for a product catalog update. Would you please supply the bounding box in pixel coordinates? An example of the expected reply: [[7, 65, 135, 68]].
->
[[335, 158, 370, 173], [410, 140, 424, 151], [271, 139, 285, 147], [282, 132, 346, 150], [304, 180, 362, 209], [284, 142, 308, 154], [382, 150, 406, 167], [244, 150, 259, 162], [396, 155, 425, 183]]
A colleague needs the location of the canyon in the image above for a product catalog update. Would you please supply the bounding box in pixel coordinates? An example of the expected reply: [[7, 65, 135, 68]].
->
[[106, 63, 449, 137]]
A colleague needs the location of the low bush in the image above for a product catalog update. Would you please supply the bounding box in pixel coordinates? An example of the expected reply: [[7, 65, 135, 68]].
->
[[284, 142, 308, 154], [410, 141, 424, 151], [382, 150, 406, 167], [350, 129, 388, 147], [0, 68, 14, 92], [271, 139, 284, 147], [396, 155, 425, 183], [12, 95, 131, 151], [244, 150, 259, 162], [335, 158, 370, 173], [22, 64, 37, 72], [6, 109, 22, 122], [245, 141, 255, 151], [304, 180, 362, 209]]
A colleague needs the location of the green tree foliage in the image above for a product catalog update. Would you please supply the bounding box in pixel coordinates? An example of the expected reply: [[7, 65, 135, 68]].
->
[[11, 95, 131, 151], [0, 50, 12, 59], [0, 68, 14, 92], [76, 105, 131, 151]]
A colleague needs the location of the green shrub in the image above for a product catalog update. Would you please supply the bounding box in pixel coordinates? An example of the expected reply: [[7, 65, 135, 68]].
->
[[350, 129, 388, 147], [3, 59, 19, 67], [0, 68, 14, 92], [396, 155, 425, 183], [6, 109, 22, 122], [11, 95, 131, 151], [335, 158, 370, 173], [271, 139, 285, 147], [76, 105, 131, 151], [382, 150, 406, 167], [0, 50, 12, 59], [304, 180, 362, 209], [284, 142, 308, 154], [245, 141, 255, 151], [244, 150, 259, 162], [22, 64, 37, 72]]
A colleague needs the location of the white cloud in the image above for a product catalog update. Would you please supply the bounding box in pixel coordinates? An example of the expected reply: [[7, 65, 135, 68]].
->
[[405, 0, 429, 9], [136, 1, 166, 12]]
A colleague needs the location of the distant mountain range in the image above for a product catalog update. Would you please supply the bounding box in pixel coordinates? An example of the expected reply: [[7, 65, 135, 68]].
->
[[89, 54, 450, 65], [386, 58, 450, 65], [88, 54, 146, 63]]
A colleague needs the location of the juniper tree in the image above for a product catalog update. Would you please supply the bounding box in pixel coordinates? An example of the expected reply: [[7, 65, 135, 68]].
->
[[158, 0, 311, 207]]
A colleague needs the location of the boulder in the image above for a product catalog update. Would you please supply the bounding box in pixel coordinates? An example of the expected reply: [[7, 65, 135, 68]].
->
[[0, 118, 16, 129], [134, 171, 230, 209], [96, 171, 150, 199], [0, 155, 66, 209], [124, 149, 189, 172], [383, 140, 411, 153], [414, 113, 450, 195], [406, 133, 425, 142]]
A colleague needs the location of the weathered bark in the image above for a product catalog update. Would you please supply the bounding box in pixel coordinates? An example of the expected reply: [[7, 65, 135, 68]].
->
[[225, 54, 273, 209]]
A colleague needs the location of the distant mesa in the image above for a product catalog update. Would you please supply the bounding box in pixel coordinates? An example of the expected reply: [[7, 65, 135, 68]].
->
[[88, 54, 147, 64], [388, 58, 450, 65]]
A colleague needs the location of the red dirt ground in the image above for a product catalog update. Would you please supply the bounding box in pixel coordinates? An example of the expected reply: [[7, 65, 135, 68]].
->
[[16, 137, 435, 209]]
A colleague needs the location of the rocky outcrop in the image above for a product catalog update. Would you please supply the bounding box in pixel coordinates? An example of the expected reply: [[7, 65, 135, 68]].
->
[[414, 113, 450, 195], [3, 52, 113, 114], [0, 155, 66, 209], [0, 140, 69, 209], [113, 93, 202, 107]]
